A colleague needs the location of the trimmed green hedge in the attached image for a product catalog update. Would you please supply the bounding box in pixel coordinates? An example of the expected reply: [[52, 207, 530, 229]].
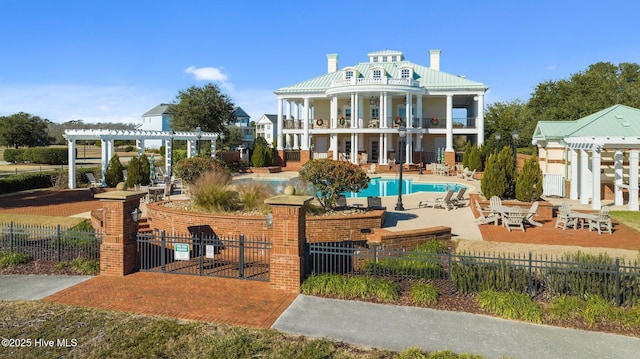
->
[[23, 147, 68, 165], [0, 173, 54, 194], [3, 149, 25, 163]]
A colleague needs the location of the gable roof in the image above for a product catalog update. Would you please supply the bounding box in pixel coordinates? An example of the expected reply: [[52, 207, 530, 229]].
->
[[234, 106, 250, 118], [532, 104, 640, 148], [142, 103, 171, 117], [275, 51, 487, 95]]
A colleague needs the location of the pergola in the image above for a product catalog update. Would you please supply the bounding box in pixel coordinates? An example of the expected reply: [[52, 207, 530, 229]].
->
[[63, 129, 220, 189]]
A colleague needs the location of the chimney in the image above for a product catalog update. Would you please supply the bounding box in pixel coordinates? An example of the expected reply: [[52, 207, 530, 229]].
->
[[429, 49, 441, 71], [326, 53, 339, 73]]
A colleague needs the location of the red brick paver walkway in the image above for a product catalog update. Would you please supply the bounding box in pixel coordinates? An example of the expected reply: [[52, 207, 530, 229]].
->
[[43, 272, 297, 328]]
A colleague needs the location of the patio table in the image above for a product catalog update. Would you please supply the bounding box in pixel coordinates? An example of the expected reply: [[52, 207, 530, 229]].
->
[[490, 205, 516, 226], [568, 211, 597, 230]]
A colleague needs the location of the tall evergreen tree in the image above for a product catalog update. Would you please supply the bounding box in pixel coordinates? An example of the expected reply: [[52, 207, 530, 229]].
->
[[105, 154, 124, 187], [139, 155, 151, 185], [126, 156, 143, 188], [516, 156, 543, 202]]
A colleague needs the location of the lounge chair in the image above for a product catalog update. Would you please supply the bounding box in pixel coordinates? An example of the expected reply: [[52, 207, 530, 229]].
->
[[418, 189, 456, 210], [588, 206, 612, 234], [474, 199, 498, 225], [464, 169, 476, 181], [523, 201, 543, 227], [457, 167, 469, 179], [451, 187, 467, 207], [367, 196, 386, 210], [335, 195, 348, 210], [503, 207, 525, 232], [86, 173, 103, 188], [368, 164, 377, 174]]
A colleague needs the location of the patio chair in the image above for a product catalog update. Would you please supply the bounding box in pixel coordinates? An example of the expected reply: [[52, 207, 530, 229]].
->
[[523, 201, 543, 227], [554, 201, 576, 230], [503, 206, 525, 232], [418, 189, 456, 210], [161, 181, 173, 201], [368, 164, 377, 174], [451, 187, 468, 207], [588, 206, 612, 234], [367, 196, 386, 210], [457, 167, 469, 179], [464, 169, 476, 181], [474, 199, 499, 225], [86, 173, 103, 188], [489, 196, 502, 210]]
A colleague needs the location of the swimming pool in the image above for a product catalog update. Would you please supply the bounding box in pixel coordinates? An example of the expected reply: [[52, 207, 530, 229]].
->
[[232, 177, 465, 198]]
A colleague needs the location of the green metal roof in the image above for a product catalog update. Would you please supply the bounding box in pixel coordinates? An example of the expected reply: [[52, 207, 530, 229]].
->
[[535, 105, 640, 139], [275, 51, 487, 95]]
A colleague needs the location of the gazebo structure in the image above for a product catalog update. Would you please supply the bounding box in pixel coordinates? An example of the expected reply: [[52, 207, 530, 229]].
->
[[532, 104, 640, 211], [63, 129, 220, 189]]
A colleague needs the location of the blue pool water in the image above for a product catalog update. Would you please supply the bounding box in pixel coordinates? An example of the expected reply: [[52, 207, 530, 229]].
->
[[233, 177, 465, 198]]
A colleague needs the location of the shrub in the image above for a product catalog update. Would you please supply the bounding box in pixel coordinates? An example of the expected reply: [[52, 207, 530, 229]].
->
[[0, 251, 31, 269], [477, 289, 543, 323], [451, 258, 530, 295], [139, 155, 151, 185], [125, 145, 135, 152], [301, 273, 399, 302], [299, 159, 369, 209], [190, 169, 238, 212], [105, 154, 124, 187], [23, 147, 68, 165], [548, 295, 586, 320], [515, 155, 543, 202], [126, 156, 143, 188], [362, 240, 448, 280], [251, 137, 273, 168], [173, 156, 229, 185], [236, 181, 275, 213], [0, 172, 54, 194], [3, 148, 25, 163], [481, 146, 515, 199], [55, 257, 100, 275], [410, 282, 440, 305]]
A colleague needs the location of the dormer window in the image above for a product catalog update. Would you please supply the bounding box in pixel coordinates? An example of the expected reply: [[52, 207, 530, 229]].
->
[[373, 70, 381, 79], [392, 56, 397, 62], [345, 70, 353, 80], [401, 69, 410, 79], [372, 56, 378, 62]]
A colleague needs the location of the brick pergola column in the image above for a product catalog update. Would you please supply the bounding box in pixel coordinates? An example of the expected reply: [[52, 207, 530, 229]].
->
[[265, 195, 313, 293], [95, 191, 146, 276]]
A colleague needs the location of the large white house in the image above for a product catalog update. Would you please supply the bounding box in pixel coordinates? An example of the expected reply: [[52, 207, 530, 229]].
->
[[273, 49, 488, 168]]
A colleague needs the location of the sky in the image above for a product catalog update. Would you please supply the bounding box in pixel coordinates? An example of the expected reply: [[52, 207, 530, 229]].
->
[[1, 0, 639, 125]]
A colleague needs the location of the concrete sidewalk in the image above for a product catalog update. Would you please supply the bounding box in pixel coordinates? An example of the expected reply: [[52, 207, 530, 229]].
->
[[0, 275, 93, 300], [272, 295, 640, 359]]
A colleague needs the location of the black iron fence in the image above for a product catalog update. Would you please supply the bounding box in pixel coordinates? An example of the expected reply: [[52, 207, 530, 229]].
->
[[0, 222, 101, 262], [306, 241, 640, 306], [137, 230, 271, 282]]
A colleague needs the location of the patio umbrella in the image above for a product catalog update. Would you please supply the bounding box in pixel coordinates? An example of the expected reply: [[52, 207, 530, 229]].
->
[[149, 155, 155, 181]]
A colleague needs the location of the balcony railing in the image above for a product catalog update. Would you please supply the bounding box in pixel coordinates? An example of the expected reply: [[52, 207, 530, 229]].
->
[[284, 117, 479, 130], [330, 77, 416, 87]]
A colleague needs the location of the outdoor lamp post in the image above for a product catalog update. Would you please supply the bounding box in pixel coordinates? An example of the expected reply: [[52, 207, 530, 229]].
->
[[418, 129, 425, 175], [395, 126, 407, 211], [494, 132, 501, 154], [219, 132, 225, 153], [511, 129, 519, 168]]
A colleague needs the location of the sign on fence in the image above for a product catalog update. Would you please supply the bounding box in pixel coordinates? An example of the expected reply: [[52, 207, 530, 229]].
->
[[206, 245, 215, 259], [174, 243, 190, 260]]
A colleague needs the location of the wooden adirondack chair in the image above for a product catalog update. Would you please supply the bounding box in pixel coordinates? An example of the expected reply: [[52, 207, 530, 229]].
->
[[588, 206, 613, 234]]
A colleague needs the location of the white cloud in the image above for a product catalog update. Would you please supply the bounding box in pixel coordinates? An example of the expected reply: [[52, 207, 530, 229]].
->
[[547, 65, 557, 70], [184, 66, 233, 91]]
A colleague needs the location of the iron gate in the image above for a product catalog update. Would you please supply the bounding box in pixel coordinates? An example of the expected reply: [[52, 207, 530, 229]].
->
[[137, 230, 271, 281]]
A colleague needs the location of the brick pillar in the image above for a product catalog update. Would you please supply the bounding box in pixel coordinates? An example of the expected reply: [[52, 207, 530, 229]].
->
[[444, 151, 456, 168], [265, 195, 314, 293], [95, 191, 147, 276]]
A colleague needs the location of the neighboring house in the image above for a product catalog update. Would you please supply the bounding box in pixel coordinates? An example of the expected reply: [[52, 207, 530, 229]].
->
[[273, 49, 488, 168], [139, 103, 172, 148], [255, 114, 278, 146], [138, 104, 254, 149], [227, 106, 255, 148], [532, 104, 640, 211]]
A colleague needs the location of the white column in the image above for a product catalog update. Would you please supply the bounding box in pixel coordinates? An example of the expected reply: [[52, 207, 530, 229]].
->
[[286, 100, 292, 120], [476, 94, 485, 145], [351, 93, 357, 129], [570, 148, 579, 200], [277, 98, 284, 150], [405, 135, 412, 164], [629, 150, 639, 211], [614, 149, 624, 206], [68, 138, 76, 189], [591, 147, 602, 210], [445, 95, 453, 151], [331, 134, 338, 160], [381, 92, 388, 128], [416, 94, 423, 128], [358, 95, 364, 128], [380, 133, 385, 164], [331, 95, 337, 128], [302, 97, 309, 150], [293, 133, 299, 150], [351, 133, 357, 164], [166, 138, 173, 178], [100, 139, 108, 187], [580, 149, 589, 205], [285, 134, 290, 149]]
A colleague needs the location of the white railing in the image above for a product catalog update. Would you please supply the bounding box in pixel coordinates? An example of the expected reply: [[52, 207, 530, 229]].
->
[[330, 78, 415, 87]]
